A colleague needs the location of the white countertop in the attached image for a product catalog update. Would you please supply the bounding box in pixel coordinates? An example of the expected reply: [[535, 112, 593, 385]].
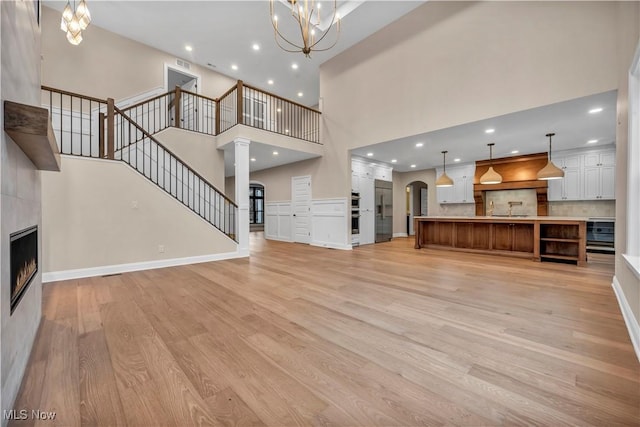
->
[[414, 216, 590, 221]]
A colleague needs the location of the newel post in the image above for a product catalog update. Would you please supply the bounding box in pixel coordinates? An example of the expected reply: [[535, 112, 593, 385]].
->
[[236, 80, 243, 125], [106, 98, 115, 160], [215, 98, 221, 135], [175, 86, 182, 129]]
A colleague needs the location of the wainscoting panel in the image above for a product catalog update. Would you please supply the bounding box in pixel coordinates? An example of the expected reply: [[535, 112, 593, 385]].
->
[[265, 202, 292, 242], [310, 198, 351, 250]]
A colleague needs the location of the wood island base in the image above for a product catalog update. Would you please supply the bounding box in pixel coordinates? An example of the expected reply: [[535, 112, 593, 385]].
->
[[414, 216, 587, 266]]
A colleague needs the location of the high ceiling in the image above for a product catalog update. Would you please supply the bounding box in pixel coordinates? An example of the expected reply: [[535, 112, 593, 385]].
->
[[351, 90, 618, 172], [43, 0, 426, 105]]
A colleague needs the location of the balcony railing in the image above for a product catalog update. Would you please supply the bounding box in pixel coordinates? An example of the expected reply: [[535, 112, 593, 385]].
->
[[118, 80, 322, 144]]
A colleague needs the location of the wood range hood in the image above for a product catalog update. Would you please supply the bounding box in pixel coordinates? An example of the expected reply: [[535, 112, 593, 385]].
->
[[473, 152, 549, 216]]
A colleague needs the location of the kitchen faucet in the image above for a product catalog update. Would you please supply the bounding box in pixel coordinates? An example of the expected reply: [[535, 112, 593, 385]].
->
[[508, 201, 522, 217]]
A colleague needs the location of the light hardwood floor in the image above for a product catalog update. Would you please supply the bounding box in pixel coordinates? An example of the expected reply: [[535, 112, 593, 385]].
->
[[11, 234, 639, 426]]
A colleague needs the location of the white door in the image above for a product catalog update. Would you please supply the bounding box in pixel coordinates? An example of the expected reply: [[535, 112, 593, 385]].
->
[[292, 175, 311, 243]]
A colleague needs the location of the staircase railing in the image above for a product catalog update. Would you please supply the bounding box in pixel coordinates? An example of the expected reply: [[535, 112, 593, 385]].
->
[[113, 80, 322, 143], [41, 86, 237, 241]]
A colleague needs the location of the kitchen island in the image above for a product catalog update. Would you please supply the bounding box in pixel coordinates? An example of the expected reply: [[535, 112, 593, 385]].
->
[[414, 216, 587, 266]]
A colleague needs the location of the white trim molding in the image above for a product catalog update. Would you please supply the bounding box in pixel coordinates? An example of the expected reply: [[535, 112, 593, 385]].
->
[[393, 232, 409, 238], [42, 251, 244, 283], [612, 276, 640, 362]]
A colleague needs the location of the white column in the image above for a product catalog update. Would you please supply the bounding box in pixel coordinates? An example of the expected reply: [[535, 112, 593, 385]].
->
[[234, 137, 251, 257]]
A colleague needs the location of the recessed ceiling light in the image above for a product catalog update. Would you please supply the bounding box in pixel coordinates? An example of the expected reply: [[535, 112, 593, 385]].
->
[[454, 158, 461, 162], [231, 64, 238, 71], [485, 128, 495, 134], [366, 152, 373, 157], [410, 164, 417, 168], [297, 92, 303, 97], [291, 63, 298, 70], [185, 45, 193, 52], [250, 157, 256, 162], [511, 150, 519, 154], [589, 107, 603, 114], [268, 79, 274, 85], [273, 151, 279, 155], [415, 142, 424, 147], [391, 159, 397, 163], [587, 139, 598, 144], [252, 43, 260, 51]]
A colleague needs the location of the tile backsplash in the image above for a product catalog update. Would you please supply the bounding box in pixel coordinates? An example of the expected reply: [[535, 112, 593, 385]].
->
[[548, 200, 615, 217], [485, 189, 538, 216]]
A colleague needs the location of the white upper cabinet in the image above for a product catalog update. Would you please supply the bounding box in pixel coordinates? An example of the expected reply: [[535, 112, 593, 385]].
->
[[582, 148, 615, 200], [436, 163, 475, 204], [548, 146, 615, 201]]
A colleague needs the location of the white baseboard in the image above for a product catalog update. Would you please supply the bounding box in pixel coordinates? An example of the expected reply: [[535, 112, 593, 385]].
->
[[310, 242, 352, 251], [265, 236, 293, 243], [612, 276, 640, 362], [393, 232, 409, 238], [42, 251, 245, 283]]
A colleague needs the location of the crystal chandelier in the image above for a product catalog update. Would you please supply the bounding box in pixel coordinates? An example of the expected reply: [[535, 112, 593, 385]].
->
[[60, 0, 91, 46], [269, 0, 341, 58]]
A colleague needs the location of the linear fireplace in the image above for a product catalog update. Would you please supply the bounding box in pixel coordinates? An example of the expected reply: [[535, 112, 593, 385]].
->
[[10, 226, 38, 314]]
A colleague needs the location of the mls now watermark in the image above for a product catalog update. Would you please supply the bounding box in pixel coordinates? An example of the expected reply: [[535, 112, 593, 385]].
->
[[3, 409, 57, 421]]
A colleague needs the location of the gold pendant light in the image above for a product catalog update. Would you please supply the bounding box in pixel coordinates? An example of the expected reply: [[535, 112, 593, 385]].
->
[[480, 143, 502, 184], [537, 133, 565, 180], [270, 0, 341, 58], [436, 150, 454, 187]]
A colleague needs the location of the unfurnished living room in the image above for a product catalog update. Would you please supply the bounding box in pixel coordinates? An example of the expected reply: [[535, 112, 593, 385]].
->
[[1, 1, 639, 426]]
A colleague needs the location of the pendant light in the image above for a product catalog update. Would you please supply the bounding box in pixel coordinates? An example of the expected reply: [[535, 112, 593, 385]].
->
[[436, 151, 454, 187], [480, 143, 502, 184], [537, 133, 565, 180]]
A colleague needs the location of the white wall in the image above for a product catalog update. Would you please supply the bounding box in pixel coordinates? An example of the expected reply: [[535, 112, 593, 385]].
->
[[0, 0, 43, 419], [41, 156, 237, 275]]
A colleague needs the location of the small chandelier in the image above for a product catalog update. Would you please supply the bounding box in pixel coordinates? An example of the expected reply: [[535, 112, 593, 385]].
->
[[436, 151, 454, 187], [480, 143, 503, 184], [537, 133, 565, 180], [60, 0, 91, 46], [270, 0, 341, 58]]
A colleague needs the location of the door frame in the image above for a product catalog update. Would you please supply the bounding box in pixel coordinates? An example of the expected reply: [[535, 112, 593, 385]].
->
[[164, 63, 201, 93]]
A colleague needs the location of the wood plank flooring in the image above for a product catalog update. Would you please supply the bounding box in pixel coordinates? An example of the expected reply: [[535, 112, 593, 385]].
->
[[10, 234, 639, 426]]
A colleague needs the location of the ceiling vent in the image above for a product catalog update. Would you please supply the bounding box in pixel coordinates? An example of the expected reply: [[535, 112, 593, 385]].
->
[[176, 59, 191, 70]]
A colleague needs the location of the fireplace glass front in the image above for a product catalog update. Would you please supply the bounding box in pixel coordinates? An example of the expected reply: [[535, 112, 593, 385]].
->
[[10, 226, 38, 314]]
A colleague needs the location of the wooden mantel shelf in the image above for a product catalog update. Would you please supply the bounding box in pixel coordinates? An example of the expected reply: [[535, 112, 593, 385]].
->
[[4, 100, 61, 171]]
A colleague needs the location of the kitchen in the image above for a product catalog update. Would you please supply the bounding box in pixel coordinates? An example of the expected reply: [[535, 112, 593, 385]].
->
[[351, 90, 616, 264]]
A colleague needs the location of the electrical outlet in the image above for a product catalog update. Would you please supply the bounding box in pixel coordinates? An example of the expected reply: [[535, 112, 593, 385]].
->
[[158, 245, 165, 253], [131, 200, 138, 209]]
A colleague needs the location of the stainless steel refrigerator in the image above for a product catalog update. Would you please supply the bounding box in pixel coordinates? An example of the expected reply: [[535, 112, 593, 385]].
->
[[375, 180, 393, 242]]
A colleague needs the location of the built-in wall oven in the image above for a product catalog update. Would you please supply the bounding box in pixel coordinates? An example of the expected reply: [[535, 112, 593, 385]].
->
[[587, 218, 615, 253], [351, 191, 360, 246]]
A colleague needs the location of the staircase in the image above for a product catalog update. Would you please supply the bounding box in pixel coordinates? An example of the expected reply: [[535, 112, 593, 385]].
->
[[41, 86, 237, 241], [41, 82, 322, 243]]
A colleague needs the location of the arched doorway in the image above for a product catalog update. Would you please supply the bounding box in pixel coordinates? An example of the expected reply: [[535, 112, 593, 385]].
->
[[406, 181, 428, 235], [249, 182, 265, 232]]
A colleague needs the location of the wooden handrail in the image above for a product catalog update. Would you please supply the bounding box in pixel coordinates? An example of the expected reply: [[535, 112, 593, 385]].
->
[[113, 105, 237, 208], [41, 85, 108, 104], [218, 85, 237, 100], [120, 89, 175, 113], [243, 83, 321, 114], [181, 89, 218, 103]]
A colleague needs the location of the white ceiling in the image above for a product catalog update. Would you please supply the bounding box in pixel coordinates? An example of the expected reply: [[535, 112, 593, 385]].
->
[[351, 90, 618, 172], [223, 141, 320, 176], [43, 0, 426, 105]]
